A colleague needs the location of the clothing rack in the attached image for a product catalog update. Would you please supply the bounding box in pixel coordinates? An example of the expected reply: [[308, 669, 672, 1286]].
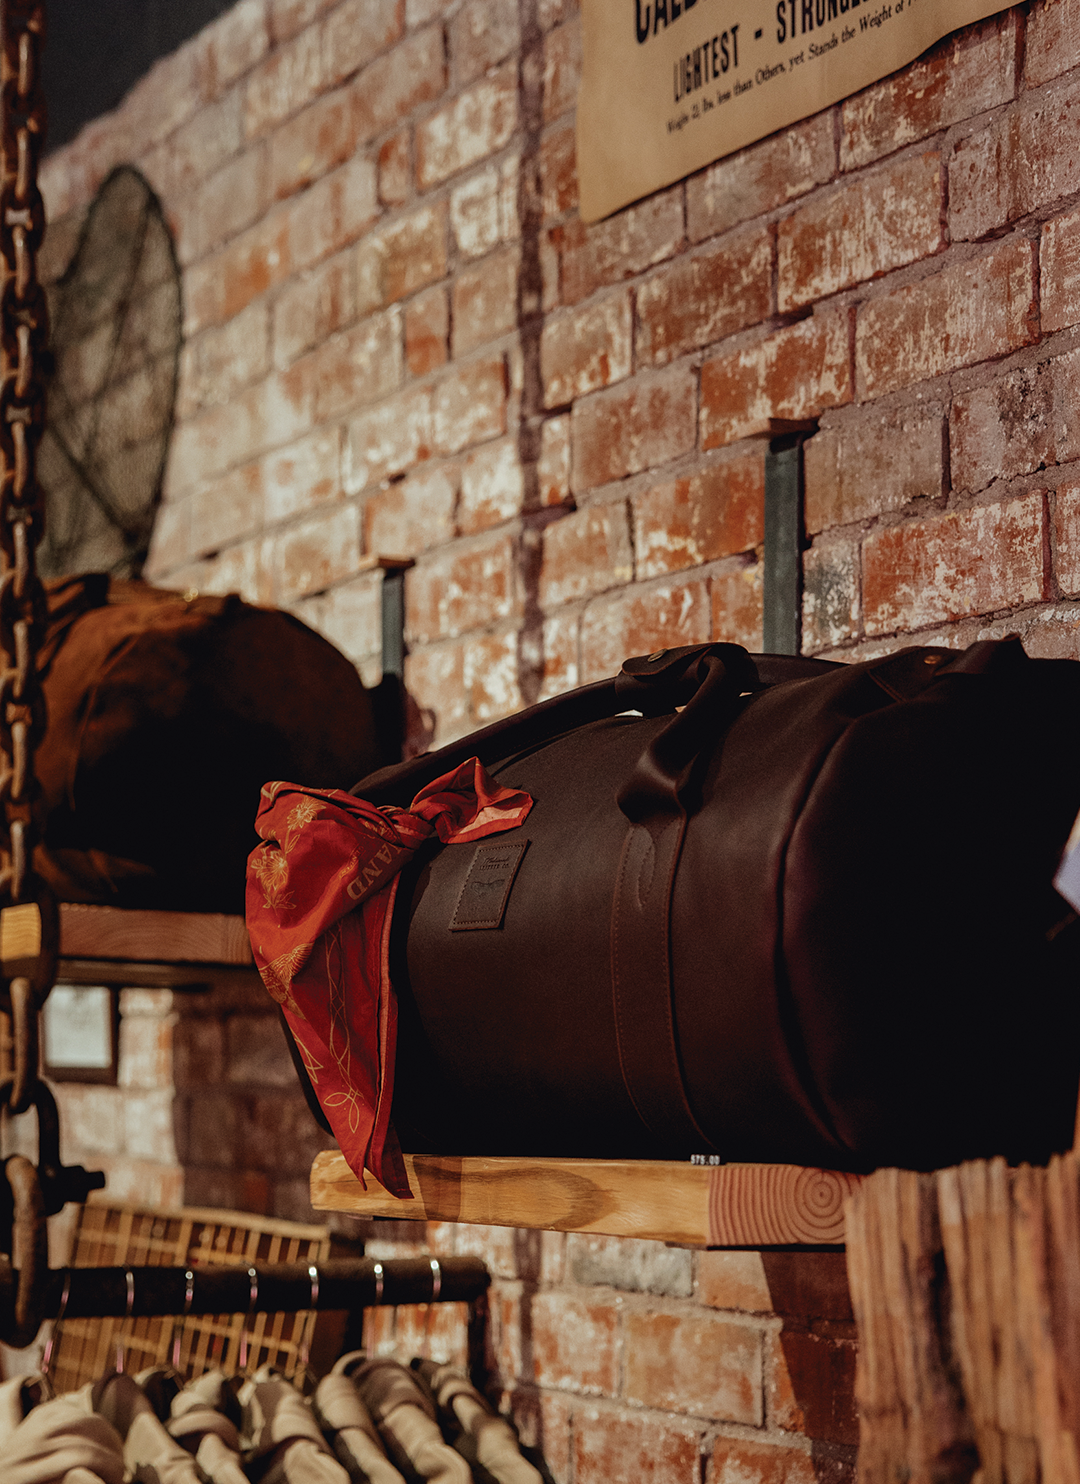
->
[[0, 1256, 489, 1322]]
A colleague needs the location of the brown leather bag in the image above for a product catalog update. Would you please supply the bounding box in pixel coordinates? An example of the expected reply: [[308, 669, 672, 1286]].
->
[[34, 575, 387, 914], [343, 638, 1080, 1173]]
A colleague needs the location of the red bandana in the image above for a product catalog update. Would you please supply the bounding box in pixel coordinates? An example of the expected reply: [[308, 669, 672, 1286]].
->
[[245, 759, 532, 1198]]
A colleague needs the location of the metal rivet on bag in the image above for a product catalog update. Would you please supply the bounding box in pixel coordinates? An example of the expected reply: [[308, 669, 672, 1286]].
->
[[648, 649, 667, 662], [924, 655, 941, 665]]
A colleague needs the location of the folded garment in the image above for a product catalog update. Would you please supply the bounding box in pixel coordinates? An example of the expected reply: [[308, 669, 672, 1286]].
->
[[312, 1371, 406, 1484], [92, 1371, 202, 1484], [339, 1354, 471, 1484], [168, 1371, 247, 1484], [413, 1360, 542, 1484], [238, 1365, 350, 1484], [3, 1391, 124, 1484]]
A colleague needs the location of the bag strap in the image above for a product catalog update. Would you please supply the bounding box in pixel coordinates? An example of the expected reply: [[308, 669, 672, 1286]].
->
[[353, 645, 839, 805], [610, 644, 760, 1151]]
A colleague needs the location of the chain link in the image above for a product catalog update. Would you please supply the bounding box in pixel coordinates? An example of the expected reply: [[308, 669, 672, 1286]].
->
[[0, 0, 60, 1350]]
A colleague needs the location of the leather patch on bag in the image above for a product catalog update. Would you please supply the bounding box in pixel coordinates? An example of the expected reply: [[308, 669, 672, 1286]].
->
[[450, 840, 529, 931]]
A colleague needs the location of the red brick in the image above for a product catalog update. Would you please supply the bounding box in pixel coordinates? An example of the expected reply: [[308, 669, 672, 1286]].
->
[[178, 145, 271, 266], [354, 27, 446, 142], [623, 1309, 762, 1421], [539, 502, 633, 608], [378, 130, 411, 207], [529, 1292, 619, 1393], [539, 609, 580, 698], [286, 156, 380, 273], [711, 558, 763, 649], [406, 531, 519, 642], [637, 227, 772, 367], [862, 493, 1047, 635], [949, 361, 1072, 496], [322, 0, 405, 90], [202, 535, 275, 605], [273, 502, 362, 602], [405, 639, 468, 747], [701, 311, 851, 450], [269, 0, 337, 43], [190, 462, 265, 557], [459, 438, 523, 533], [541, 121, 578, 220], [802, 538, 860, 652], [388, 1302, 470, 1371], [581, 575, 710, 680], [357, 201, 448, 311], [567, 1236, 692, 1295], [243, 25, 325, 139], [451, 0, 520, 86], [180, 300, 271, 418], [804, 410, 943, 533], [344, 385, 433, 491], [634, 453, 764, 580], [297, 572, 383, 673], [541, 290, 632, 407], [203, 0, 270, 96], [451, 157, 520, 258], [452, 248, 519, 356], [289, 308, 403, 422], [263, 425, 343, 522], [555, 187, 684, 306], [687, 114, 835, 242], [573, 1405, 704, 1484], [146, 92, 244, 203], [502, 1389, 572, 1484], [759, 1252, 854, 1323], [269, 85, 359, 201], [123, 40, 207, 151], [855, 240, 1037, 400], [768, 1330, 858, 1444], [839, 13, 1019, 170], [950, 78, 1080, 242], [273, 252, 357, 369], [1027, 0, 1080, 85], [539, 414, 571, 506], [1053, 483, 1080, 594], [544, 18, 581, 122], [432, 356, 507, 455], [1042, 207, 1080, 332], [572, 363, 697, 492], [463, 629, 523, 723], [366, 464, 457, 557], [417, 65, 518, 189], [696, 1252, 772, 1312], [778, 152, 943, 312], [406, 286, 449, 376], [711, 1437, 816, 1484], [170, 372, 312, 489]]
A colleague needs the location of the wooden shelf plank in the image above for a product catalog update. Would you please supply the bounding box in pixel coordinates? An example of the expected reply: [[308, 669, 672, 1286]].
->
[[56, 905, 253, 967], [310, 1151, 862, 1248]]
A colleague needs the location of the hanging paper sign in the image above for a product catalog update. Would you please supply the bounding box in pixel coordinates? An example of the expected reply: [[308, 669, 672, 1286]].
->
[[576, 0, 1009, 221]]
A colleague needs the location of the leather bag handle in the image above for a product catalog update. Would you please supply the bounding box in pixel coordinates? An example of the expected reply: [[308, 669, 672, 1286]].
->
[[354, 645, 836, 806]]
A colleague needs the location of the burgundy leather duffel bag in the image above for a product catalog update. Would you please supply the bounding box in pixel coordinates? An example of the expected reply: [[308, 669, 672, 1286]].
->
[[35, 575, 388, 914], [324, 637, 1080, 1173]]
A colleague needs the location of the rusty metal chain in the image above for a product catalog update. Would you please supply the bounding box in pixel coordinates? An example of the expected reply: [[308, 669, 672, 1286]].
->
[[0, 0, 65, 1350]]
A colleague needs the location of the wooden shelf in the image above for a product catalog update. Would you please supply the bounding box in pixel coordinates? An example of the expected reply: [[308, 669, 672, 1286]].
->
[[1, 902, 254, 983], [310, 1151, 862, 1248]]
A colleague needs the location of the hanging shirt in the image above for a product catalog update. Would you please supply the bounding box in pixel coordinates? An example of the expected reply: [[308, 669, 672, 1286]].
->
[[245, 759, 532, 1198]]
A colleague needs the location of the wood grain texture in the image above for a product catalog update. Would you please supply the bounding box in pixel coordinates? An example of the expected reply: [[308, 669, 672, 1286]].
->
[[57, 904, 253, 966], [311, 1152, 857, 1247]]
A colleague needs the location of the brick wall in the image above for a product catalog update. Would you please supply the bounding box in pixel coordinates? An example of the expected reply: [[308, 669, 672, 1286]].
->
[[32, 0, 1080, 1475]]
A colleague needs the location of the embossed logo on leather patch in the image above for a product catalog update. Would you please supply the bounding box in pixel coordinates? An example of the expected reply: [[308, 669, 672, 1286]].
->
[[450, 840, 529, 931]]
